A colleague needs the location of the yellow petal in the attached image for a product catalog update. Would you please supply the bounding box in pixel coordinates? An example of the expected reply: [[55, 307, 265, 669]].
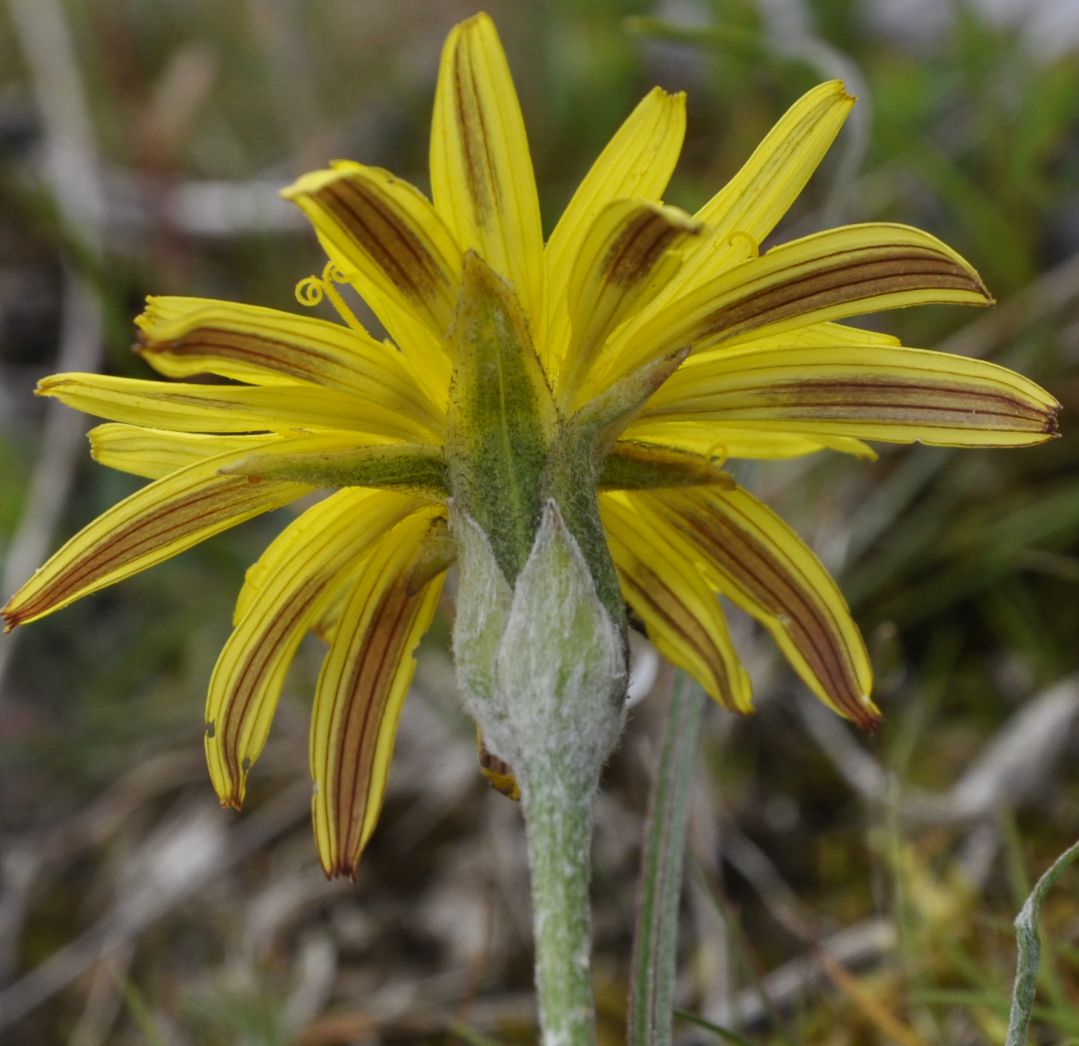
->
[[136, 296, 444, 436], [2, 443, 313, 629], [665, 81, 855, 301], [283, 163, 462, 341], [621, 418, 877, 460], [644, 344, 1061, 447], [89, 424, 275, 478], [558, 200, 701, 404], [430, 13, 544, 322], [601, 493, 751, 710], [204, 489, 425, 807], [597, 222, 992, 389], [310, 515, 455, 646], [353, 286, 453, 412], [544, 86, 686, 370], [630, 487, 878, 727], [705, 319, 902, 350], [39, 372, 420, 442], [310, 510, 446, 878]]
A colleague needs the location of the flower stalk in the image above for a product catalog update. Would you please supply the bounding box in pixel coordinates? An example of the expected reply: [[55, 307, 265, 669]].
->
[[452, 500, 626, 1044], [522, 773, 599, 1045]]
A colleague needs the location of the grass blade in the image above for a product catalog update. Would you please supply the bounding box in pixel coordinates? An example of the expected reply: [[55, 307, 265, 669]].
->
[[628, 672, 707, 1046], [1005, 838, 1079, 1045]]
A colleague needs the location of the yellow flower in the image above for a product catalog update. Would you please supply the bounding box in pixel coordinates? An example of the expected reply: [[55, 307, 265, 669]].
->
[[3, 13, 1058, 878]]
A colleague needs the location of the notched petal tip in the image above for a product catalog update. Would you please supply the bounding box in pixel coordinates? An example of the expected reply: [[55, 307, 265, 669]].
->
[[852, 701, 883, 733], [33, 375, 63, 398], [643, 85, 687, 106], [836, 80, 856, 104], [2, 603, 22, 632], [1044, 402, 1063, 437], [321, 857, 360, 881]]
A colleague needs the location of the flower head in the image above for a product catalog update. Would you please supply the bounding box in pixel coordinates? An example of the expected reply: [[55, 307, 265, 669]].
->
[[4, 13, 1058, 878]]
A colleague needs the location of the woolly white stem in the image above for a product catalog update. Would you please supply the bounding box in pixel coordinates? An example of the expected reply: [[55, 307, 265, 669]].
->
[[452, 501, 627, 1044], [521, 772, 598, 1046]]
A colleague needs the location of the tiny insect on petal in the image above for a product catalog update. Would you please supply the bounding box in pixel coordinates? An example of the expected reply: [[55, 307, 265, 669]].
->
[[477, 731, 521, 801]]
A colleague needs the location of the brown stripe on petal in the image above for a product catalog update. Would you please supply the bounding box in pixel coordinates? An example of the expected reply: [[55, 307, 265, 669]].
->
[[452, 40, 499, 223], [323, 575, 423, 878], [656, 494, 875, 728], [618, 559, 742, 710], [763, 377, 1053, 429], [320, 178, 451, 309], [697, 247, 986, 345], [138, 326, 445, 436], [217, 573, 327, 807], [138, 327, 333, 384], [676, 375, 1056, 434], [604, 209, 691, 288], [3, 478, 299, 630]]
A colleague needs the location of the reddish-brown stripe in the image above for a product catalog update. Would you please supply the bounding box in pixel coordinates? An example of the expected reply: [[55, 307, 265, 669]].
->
[[340, 587, 412, 875], [761, 378, 1050, 428], [323, 179, 446, 305], [452, 40, 500, 222], [618, 561, 739, 709], [603, 211, 684, 288], [697, 249, 984, 344], [6, 480, 292, 627], [671, 378, 1053, 430], [219, 573, 327, 805], [140, 329, 332, 384], [140, 329, 426, 410], [660, 497, 873, 726], [325, 575, 418, 878]]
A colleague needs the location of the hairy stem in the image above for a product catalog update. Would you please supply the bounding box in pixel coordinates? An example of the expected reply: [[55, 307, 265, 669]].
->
[[521, 774, 598, 1046]]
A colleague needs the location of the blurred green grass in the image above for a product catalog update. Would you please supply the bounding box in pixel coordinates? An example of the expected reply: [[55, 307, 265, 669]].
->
[[1, 1, 1077, 1043]]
